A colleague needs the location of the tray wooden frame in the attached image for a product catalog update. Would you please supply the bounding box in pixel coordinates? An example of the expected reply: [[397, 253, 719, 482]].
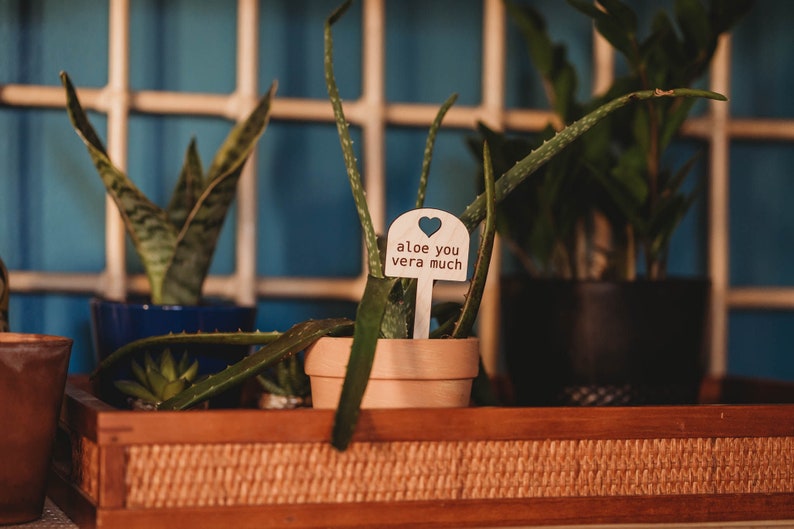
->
[[49, 377, 794, 528]]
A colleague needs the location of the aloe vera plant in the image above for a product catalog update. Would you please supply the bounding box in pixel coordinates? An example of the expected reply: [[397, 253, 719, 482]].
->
[[114, 349, 199, 407], [61, 72, 277, 305], [92, 0, 726, 451]]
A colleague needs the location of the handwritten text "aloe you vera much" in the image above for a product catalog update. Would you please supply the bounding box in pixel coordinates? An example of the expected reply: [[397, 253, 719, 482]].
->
[[391, 241, 463, 271]]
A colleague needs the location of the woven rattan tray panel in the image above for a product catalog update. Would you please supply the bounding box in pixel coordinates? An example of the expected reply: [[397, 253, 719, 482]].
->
[[49, 379, 794, 528]]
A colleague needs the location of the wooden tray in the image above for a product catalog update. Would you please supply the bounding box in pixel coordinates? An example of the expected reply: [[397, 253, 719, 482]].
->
[[49, 377, 794, 529]]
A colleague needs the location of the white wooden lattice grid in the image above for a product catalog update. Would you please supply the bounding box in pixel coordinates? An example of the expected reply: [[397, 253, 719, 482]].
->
[[3, 0, 794, 376]]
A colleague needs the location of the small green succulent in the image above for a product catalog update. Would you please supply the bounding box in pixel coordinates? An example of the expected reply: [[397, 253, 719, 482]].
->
[[114, 349, 199, 406]]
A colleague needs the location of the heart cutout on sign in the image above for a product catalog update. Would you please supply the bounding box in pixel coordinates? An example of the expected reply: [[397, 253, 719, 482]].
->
[[418, 216, 442, 238]]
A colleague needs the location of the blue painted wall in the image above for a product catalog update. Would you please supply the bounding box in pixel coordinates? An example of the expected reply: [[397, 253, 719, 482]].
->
[[1, 1, 792, 380]]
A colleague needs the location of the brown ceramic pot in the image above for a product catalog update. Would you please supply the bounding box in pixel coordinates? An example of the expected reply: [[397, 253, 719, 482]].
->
[[0, 333, 72, 525]]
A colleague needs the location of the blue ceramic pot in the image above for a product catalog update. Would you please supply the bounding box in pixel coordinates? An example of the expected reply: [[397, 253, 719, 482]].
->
[[90, 298, 257, 408]]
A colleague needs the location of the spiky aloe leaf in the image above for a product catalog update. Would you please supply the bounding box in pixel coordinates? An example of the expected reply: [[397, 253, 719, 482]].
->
[[324, 0, 382, 278], [160, 81, 278, 304], [415, 93, 458, 209], [90, 330, 283, 380], [61, 71, 178, 303], [332, 275, 398, 451], [452, 140, 496, 338], [159, 318, 353, 410], [457, 88, 727, 233]]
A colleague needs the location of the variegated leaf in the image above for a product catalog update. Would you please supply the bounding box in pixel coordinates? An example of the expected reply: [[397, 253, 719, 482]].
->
[[161, 81, 277, 304]]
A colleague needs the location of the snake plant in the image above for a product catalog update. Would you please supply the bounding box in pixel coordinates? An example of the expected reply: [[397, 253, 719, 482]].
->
[[91, 0, 726, 452], [61, 72, 277, 305]]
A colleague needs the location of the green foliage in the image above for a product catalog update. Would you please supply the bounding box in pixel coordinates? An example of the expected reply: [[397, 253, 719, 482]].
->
[[324, 1, 723, 450], [256, 354, 311, 400], [114, 349, 199, 406], [92, 1, 728, 453], [471, 0, 753, 279], [61, 72, 277, 305]]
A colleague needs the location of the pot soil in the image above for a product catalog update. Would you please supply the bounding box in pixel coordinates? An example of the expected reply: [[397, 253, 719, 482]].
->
[[0, 333, 72, 525], [304, 337, 479, 409], [501, 278, 710, 406]]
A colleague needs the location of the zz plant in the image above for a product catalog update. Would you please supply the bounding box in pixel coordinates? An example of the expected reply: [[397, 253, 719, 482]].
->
[[471, 0, 753, 280], [92, 0, 727, 451], [61, 72, 277, 305]]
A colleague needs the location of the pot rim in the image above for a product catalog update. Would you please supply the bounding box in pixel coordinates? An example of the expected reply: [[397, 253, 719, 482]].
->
[[304, 336, 480, 380], [0, 332, 73, 345]]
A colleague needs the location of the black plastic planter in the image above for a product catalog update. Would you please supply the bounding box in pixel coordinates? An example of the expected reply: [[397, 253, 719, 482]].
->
[[501, 277, 710, 406]]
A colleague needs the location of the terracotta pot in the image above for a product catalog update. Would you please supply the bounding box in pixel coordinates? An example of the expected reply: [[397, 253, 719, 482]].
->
[[0, 333, 72, 525], [304, 337, 479, 409]]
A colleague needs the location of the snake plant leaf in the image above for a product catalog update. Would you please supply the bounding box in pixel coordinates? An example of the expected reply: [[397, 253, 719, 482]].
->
[[332, 275, 398, 451], [166, 138, 204, 230], [161, 81, 278, 305], [159, 318, 353, 410], [61, 71, 178, 304], [62, 72, 277, 305]]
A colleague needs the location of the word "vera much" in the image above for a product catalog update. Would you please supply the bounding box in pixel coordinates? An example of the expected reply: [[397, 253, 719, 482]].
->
[[390, 240, 463, 270]]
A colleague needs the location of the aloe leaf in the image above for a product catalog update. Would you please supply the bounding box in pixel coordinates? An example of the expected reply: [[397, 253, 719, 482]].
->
[[90, 330, 283, 380], [131, 359, 147, 386], [143, 352, 157, 372], [161, 82, 277, 305], [415, 93, 458, 209], [332, 275, 398, 451], [61, 71, 178, 304], [158, 318, 353, 410], [161, 378, 186, 401], [114, 380, 160, 404], [159, 349, 177, 381], [145, 367, 169, 399], [166, 139, 204, 230], [453, 141, 496, 338], [457, 88, 727, 234], [182, 358, 200, 383], [324, 0, 382, 278]]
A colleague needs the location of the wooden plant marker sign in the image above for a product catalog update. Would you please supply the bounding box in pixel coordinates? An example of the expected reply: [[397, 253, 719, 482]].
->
[[385, 208, 470, 339]]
